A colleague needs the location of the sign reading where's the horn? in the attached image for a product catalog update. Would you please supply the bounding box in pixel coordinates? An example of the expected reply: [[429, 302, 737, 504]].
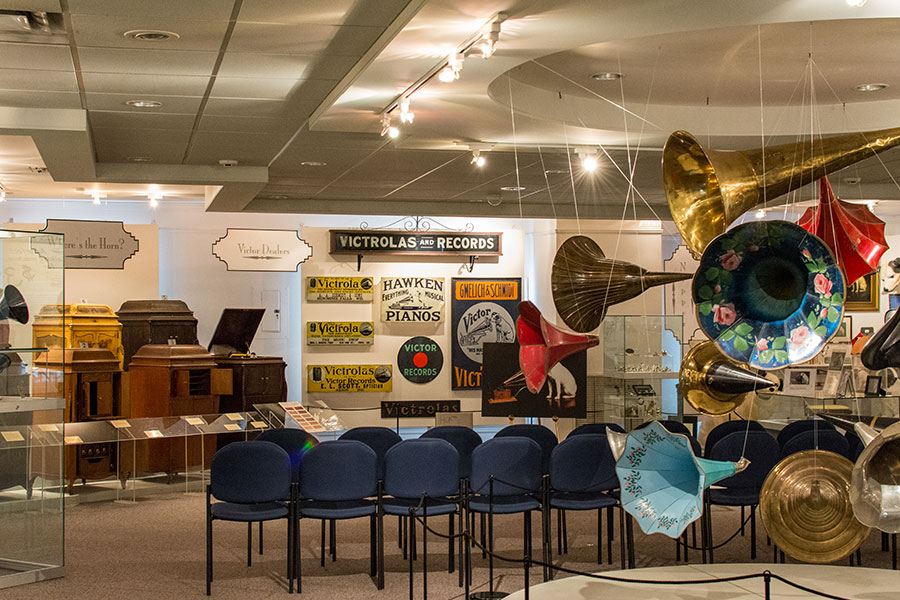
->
[[212, 228, 312, 272], [34, 219, 139, 269]]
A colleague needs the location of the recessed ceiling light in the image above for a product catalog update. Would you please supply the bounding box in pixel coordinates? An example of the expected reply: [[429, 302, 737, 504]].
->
[[544, 169, 570, 175], [590, 72, 623, 81], [500, 186, 525, 191], [300, 161, 327, 167], [125, 99, 162, 108], [124, 30, 180, 41], [844, 177, 862, 185], [267, 195, 289, 200], [853, 83, 888, 92], [128, 156, 153, 162]]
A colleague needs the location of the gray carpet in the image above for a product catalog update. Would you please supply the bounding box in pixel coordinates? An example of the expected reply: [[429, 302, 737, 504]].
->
[[0, 492, 896, 599]]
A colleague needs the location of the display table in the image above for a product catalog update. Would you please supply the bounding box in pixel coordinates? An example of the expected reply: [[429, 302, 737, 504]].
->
[[505, 564, 900, 599]]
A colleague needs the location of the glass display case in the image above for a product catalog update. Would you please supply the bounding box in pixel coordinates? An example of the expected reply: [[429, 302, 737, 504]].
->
[[0, 228, 65, 588]]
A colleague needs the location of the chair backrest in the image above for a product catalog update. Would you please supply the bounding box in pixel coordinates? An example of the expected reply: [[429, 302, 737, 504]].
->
[[707, 431, 781, 489], [385, 439, 460, 499], [781, 429, 849, 459], [845, 430, 865, 462], [776, 419, 835, 447], [550, 434, 617, 493], [210, 441, 291, 504], [420, 426, 482, 479], [636, 419, 702, 456], [567, 423, 626, 438], [338, 426, 402, 480], [704, 420, 767, 457], [494, 424, 558, 474], [470, 437, 543, 497], [300, 440, 377, 501], [256, 428, 319, 482]]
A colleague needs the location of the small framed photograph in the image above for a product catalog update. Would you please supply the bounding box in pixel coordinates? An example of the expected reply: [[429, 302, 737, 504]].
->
[[783, 368, 815, 396], [822, 370, 841, 396], [832, 316, 852, 343], [631, 384, 656, 396], [837, 367, 855, 398], [814, 368, 828, 392], [865, 375, 883, 397], [828, 350, 846, 371]]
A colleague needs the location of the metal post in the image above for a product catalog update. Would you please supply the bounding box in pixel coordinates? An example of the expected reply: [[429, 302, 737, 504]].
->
[[488, 477, 495, 595], [423, 502, 428, 600], [408, 507, 414, 600], [763, 570, 771, 600]]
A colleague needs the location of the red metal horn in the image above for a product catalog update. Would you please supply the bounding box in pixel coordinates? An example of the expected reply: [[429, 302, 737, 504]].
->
[[517, 300, 599, 393]]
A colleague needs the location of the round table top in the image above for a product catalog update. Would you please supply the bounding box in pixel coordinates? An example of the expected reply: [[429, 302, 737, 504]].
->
[[505, 563, 900, 599]]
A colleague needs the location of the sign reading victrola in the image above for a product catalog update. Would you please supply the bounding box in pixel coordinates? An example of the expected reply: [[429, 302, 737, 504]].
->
[[381, 277, 444, 322], [307, 321, 374, 345], [330, 230, 501, 256], [307, 364, 392, 393], [306, 276, 374, 302]]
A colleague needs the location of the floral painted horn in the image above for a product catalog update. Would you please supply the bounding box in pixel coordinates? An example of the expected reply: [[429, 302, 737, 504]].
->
[[692, 220, 845, 369]]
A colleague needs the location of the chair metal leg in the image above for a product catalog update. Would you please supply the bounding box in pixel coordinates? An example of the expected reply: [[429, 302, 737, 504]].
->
[[597, 508, 602, 564], [399, 516, 404, 548], [247, 522, 252, 567], [410, 511, 417, 561], [706, 495, 715, 564], [892, 533, 897, 570], [627, 516, 635, 569], [369, 515, 377, 577], [562, 510, 568, 554], [377, 483, 385, 590], [607, 506, 614, 565], [259, 521, 264, 555], [206, 487, 213, 596], [449, 512, 455, 573], [480, 513, 487, 558], [330, 519, 337, 562], [423, 507, 428, 600], [750, 505, 757, 560], [287, 512, 294, 593], [556, 509, 562, 555], [740, 506, 745, 536], [618, 505, 626, 570], [296, 511, 302, 593], [883, 532, 889, 552], [320, 520, 326, 567]]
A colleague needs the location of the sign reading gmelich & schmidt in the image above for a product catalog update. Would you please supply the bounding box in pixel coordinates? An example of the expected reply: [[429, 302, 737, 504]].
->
[[330, 230, 501, 256]]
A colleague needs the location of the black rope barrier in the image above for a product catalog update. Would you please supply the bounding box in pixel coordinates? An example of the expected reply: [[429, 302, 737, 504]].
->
[[678, 511, 753, 551]]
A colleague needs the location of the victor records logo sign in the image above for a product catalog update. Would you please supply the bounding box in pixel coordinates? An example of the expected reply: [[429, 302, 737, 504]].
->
[[397, 336, 443, 384]]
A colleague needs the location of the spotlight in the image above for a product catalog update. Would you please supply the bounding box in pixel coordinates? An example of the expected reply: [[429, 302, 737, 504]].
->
[[149, 193, 163, 208], [475, 20, 502, 59], [439, 53, 464, 82], [380, 114, 399, 138], [88, 191, 106, 205], [399, 100, 414, 124], [581, 155, 598, 172], [471, 150, 486, 167]]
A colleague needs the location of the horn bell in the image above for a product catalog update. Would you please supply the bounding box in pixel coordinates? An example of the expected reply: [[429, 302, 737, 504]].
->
[[680, 341, 777, 416], [0, 285, 29, 324], [664, 127, 900, 257], [552, 235, 692, 332], [850, 422, 900, 533]]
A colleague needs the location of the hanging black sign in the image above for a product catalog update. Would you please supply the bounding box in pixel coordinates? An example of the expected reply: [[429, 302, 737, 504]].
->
[[381, 400, 460, 419], [397, 336, 443, 384], [330, 230, 501, 257]]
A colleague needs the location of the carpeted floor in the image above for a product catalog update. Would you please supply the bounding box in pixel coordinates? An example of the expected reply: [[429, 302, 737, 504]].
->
[[1, 492, 897, 599]]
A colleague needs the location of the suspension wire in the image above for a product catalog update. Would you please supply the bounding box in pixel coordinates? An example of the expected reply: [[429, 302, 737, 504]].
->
[[508, 75, 524, 221]]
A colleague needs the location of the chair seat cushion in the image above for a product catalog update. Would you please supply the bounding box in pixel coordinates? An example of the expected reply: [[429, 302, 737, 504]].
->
[[299, 499, 376, 520], [211, 501, 288, 522], [709, 487, 760, 506], [469, 494, 541, 514], [382, 497, 458, 517], [550, 491, 617, 511]]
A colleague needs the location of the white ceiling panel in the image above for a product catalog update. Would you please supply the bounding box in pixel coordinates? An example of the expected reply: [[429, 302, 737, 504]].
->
[[217, 52, 357, 79], [209, 76, 303, 100], [94, 141, 189, 164], [185, 131, 289, 165], [238, 0, 414, 28], [0, 68, 78, 91], [88, 110, 197, 130], [67, 0, 235, 20], [228, 22, 381, 56], [0, 42, 74, 71], [198, 114, 288, 133], [77, 47, 218, 76], [202, 97, 286, 116], [84, 92, 203, 113], [71, 15, 230, 52], [80, 72, 211, 96], [0, 89, 81, 108], [6, 1, 62, 10], [91, 127, 193, 145]]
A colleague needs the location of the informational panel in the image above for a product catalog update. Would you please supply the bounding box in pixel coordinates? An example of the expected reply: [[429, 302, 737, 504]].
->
[[212, 228, 312, 272], [450, 277, 520, 390], [306, 321, 374, 345], [330, 230, 501, 257], [307, 364, 392, 392], [396, 336, 442, 383], [481, 343, 587, 418], [381, 277, 444, 323], [306, 276, 374, 302], [35, 219, 139, 269]]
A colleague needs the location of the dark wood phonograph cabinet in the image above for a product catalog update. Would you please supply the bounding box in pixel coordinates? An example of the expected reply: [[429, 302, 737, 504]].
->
[[116, 300, 199, 370]]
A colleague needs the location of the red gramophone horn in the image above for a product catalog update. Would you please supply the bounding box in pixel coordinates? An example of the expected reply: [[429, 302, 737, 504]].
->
[[517, 300, 599, 393]]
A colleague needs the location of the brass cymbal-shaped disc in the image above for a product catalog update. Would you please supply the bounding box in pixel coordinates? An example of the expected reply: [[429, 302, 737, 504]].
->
[[760, 450, 869, 563], [679, 341, 777, 416]]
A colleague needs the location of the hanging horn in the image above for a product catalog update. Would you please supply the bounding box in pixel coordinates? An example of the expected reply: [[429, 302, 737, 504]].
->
[[861, 307, 900, 370], [664, 127, 900, 257], [517, 300, 598, 393], [552, 235, 693, 332], [679, 341, 777, 416], [850, 422, 900, 533], [0, 285, 28, 324]]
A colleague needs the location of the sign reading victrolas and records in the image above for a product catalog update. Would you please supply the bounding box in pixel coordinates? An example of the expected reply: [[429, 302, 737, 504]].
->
[[330, 230, 501, 257], [381, 277, 444, 322], [307, 364, 392, 392], [307, 321, 374, 345], [306, 276, 374, 302], [451, 278, 521, 390]]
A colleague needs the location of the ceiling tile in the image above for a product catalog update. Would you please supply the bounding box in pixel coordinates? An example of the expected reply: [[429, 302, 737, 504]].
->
[[88, 110, 196, 130], [203, 96, 319, 118], [237, 0, 411, 27], [0, 89, 81, 108], [71, 15, 230, 52], [209, 76, 336, 100], [80, 72, 210, 95], [78, 47, 217, 76], [228, 22, 382, 56], [184, 131, 289, 165], [217, 52, 357, 79], [91, 127, 193, 145], [0, 42, 74, 71], [10, 1, 61, 10], [198, 114, 287, 133], [67, 0, 235, 20], [0, 67, 78, 91], [94, 140, 188, 164], [85, 92, 203, 113]]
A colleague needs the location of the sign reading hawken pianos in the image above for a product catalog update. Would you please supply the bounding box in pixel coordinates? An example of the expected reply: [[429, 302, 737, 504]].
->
[[381, 277, 444, 322], [330, 230, 502, 256], [212, 228, 312, 272], [35, 219, 139, 269]]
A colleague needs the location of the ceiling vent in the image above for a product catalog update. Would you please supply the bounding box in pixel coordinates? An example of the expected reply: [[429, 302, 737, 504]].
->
[[0, 11, 65, 34]]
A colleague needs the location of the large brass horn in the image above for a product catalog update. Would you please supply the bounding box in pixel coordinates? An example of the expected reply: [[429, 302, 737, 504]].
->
[[679, 341, 778, 416], [663, 127, 900, 257], [551, 235, 692, 332]]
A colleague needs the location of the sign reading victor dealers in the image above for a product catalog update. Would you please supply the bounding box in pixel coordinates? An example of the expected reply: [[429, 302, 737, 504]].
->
[[330, 230, 501, 256]]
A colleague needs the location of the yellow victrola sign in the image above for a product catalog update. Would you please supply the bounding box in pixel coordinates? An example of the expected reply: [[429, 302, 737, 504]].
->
[[307, 365, 392, 392], [306, 276, 374, 302], [307, 321, 374, 345]]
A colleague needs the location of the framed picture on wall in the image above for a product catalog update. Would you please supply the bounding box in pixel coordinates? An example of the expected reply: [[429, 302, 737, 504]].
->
[[845, 270, 880, 312], [832, 316, 852, 343], [783, 367, 815, 396]]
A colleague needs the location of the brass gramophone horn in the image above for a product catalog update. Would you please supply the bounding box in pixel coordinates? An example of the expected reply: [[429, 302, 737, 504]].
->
[[551, 235, 692, 332], [679, 341, 778, 416], [0, 285, 28, 324], [663, 127, 900, 257]]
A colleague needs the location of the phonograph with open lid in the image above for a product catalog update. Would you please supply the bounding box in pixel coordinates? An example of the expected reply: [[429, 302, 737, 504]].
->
[[208, 308, 266, 357]]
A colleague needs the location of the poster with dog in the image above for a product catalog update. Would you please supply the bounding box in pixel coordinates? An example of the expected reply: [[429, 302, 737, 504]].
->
[[481, 342, 586, 418]]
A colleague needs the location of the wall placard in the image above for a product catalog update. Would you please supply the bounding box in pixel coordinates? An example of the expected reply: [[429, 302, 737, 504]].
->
[[381, 400, 460, 418], [307, 321, 374, 345], [35, 219, 139, 269], [330, 230, 501, 257], [306, 276, 374, 302], [212, 228, 312, 272], [307, 364, 392, 392], [381, 277, 444, 322], [450, 277, 520, 390], [397, 336, 443, 383]]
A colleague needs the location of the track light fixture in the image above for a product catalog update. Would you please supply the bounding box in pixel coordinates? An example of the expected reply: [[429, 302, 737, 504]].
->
[[439, 53, 465, 83], [471, 149, 486, 167], [399, 99, 414, 124], [476, 19, 502, 58], [149, 192, 162, 208], [380, 114, 399, 138]]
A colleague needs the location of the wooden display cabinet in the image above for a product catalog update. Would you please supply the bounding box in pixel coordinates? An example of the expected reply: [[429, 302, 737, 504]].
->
[[31, 304, 124, 367], [116, 300, 199, 370]]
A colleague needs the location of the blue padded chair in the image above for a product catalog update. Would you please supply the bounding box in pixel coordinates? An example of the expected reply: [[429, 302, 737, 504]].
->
[[382, 439, 462, 593], [494, 424, 557, 474], [776, 418, 835, 448], [206, 441, 294, 595], [781, 429, 850, 459], [549, 434, 629, 571], [706, 431, 781, 562], [567, 422, 626, 437], [420, 426, 482, 480], [703, 420, 767, 457], [297, 440, 381, 590], [846, 430, 865, 462], [468, 437, 548, 587], [637, 419, 702, 456]]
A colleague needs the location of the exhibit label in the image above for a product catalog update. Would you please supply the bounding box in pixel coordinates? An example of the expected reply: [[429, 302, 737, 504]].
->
[[307, 321, 374, 345], [35, 219, 139, 269], [381, 400, 460, 419], [307, 364, 392, 392], [381, 277, 444, 322], [212, 228, 312, 272], [306, 276, 374, 301], [451, 277, 520, 390], [330, 230, 501, 257], [397, 336, 443, 383]]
